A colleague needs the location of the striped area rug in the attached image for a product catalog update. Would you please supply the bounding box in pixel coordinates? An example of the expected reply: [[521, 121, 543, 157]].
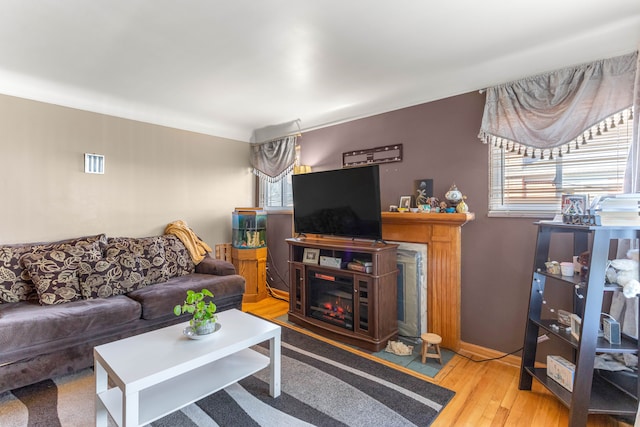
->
[[0, 326, 454, 426]]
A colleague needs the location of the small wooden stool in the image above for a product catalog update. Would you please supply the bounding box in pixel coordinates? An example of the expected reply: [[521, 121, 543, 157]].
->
[[421, 333, 443, 364]]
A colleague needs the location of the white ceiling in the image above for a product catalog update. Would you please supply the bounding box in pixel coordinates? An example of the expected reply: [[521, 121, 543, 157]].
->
[[0, 1, 639, 142]]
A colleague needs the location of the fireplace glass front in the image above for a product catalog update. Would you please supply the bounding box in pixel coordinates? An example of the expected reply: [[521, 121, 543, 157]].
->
[[307, 270, 354, 331]]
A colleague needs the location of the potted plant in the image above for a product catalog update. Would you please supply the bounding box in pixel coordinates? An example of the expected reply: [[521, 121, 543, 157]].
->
[[173, 289, 217, 335]]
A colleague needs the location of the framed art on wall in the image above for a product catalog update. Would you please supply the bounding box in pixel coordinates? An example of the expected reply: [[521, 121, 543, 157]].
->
[[342, 144, 403, 167]]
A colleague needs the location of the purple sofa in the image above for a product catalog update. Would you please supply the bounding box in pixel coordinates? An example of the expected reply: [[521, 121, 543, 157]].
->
[[0, 233, 245, 393]]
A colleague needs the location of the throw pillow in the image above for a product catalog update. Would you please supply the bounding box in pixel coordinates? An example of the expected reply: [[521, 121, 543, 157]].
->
[[161, 234, 195, 280], [79, 245, 145, 299], [0, 234, 107, 304], [20, 241, 103, 305], [107, 236, 166, 286], [0, 245, 32, 303]]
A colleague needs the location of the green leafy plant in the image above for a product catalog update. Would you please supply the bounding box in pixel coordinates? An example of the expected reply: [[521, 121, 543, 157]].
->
[[173, 289, 217, 329]]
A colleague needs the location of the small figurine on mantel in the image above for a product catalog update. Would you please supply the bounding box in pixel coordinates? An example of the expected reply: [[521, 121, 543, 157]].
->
[[445, 184, 463, 207], [439, 201, 450, 213], [426, 197, 440, 211], [456, 195, 469, 213]]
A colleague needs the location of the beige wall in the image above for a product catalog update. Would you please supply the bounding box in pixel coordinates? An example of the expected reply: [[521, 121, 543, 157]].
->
[[0, 94, 253, 246]]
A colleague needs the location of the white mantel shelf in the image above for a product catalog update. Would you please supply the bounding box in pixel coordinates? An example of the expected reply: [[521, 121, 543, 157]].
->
[[382, 212, 474, 350]]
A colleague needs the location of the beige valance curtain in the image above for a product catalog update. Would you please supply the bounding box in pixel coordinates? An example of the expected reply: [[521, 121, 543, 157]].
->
[[249, 119, 301, 182], [478, 51, 638, 162]]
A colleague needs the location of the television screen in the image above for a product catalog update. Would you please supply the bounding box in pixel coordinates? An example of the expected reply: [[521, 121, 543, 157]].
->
[[292, 165, 382, 241]]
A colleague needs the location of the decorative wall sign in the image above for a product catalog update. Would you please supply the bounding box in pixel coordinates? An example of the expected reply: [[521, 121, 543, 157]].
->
[[342, 144, 403, 167]]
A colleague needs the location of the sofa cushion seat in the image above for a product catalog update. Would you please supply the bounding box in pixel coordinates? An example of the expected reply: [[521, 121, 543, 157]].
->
[[0, 295, 142, 355], [126, 273, 245, 321]]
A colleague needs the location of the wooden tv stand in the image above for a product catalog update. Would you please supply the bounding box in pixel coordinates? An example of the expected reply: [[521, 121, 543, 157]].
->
[[286, 237, 398, 352]]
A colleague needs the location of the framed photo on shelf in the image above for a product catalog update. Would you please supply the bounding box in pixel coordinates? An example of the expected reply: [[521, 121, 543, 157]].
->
[[562, 194, 587, 216], [571, 314, 582, 341], [303, 248, 320, 264]]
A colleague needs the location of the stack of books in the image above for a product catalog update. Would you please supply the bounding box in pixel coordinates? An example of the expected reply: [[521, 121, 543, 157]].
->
[[346, 259, 373, 273], [593, 194, 640, 226]]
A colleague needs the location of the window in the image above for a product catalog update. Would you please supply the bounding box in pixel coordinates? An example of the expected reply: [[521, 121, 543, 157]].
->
[[489, 112, 633, 217], [258, 172, 293, 209]]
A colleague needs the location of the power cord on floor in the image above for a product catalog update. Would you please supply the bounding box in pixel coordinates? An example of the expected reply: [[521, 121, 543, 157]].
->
[[448, 346, 524, 363]]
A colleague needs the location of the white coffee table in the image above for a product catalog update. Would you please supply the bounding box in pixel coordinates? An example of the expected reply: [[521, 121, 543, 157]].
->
[[94, 309, 281, 427]]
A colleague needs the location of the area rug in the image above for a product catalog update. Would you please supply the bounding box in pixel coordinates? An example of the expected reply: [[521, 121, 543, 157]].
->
[[0, 326, 454, 427]]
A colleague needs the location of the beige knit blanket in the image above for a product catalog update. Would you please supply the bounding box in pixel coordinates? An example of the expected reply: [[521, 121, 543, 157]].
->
[[164, 220, 213, 264]]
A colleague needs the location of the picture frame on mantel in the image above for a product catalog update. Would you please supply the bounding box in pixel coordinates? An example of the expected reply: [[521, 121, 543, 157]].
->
[[399, 196, 412, 209]]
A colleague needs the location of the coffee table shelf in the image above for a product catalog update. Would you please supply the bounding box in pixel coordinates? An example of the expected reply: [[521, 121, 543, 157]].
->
[[98, 348, 269, 426]]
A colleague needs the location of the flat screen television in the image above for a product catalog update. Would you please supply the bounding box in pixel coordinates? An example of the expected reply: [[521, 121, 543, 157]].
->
[[292, 164, 383, 241]]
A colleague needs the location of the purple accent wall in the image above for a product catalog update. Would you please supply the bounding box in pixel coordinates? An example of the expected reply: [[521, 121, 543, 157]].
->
[[269, 91, 560, 353]]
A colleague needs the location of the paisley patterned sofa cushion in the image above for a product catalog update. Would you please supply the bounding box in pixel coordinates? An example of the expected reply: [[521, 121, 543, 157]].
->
[[161, 234, 195, 279], [107, 236, 167, 286], [79, 242, 146, 299], [105, 235, 194, 286], [20, 241, 103, 305], [0, 234, 107, 304]]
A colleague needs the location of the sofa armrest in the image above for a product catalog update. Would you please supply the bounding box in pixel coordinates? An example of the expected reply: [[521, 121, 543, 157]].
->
[[195, 254, 237, 276]]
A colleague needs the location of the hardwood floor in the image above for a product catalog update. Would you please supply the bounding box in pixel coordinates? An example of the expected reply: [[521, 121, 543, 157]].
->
[[243, 295, 635, 427]]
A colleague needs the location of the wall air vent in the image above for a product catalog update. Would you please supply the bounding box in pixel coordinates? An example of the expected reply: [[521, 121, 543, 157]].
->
[[84, 153, 105, 174]]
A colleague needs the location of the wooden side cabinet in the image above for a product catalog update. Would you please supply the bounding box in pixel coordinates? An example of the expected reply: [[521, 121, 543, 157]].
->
[[232, 247, 268, 303], [286, 237, 398, 352]]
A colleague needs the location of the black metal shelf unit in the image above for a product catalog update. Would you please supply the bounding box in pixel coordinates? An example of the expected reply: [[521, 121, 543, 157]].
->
[[519, 222, 640, 426]]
